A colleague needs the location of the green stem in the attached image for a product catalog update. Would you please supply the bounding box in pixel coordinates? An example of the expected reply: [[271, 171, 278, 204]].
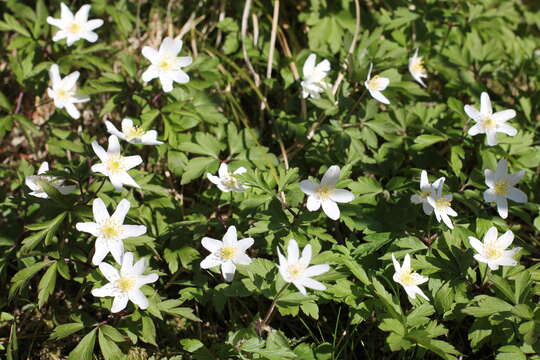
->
[[257, 283, 289, 336]]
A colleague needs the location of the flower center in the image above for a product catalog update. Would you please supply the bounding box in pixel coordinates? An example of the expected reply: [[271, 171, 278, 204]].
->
[[124, 125, 145, 140], [56, 88, 71, 102], [115, 276, 136, 292], [288, 262, 305, 280], [219, 246, 237, 260], [481, 116, 496, 129], [421, 191, 430, 200], [101, 219, 122, 240], [67, 22, 82, 34], [494, 180, 509, 196], [399, 271, 417, 286], [316, 185, 333, 200], [158, 56, 175, 72], [106, 156, 125, 174], [36, 177, 51, 190], [367, 75, 384, 90], [222, 176, 239, 189], [435, 197, 451, 210], [411, 59, 426, 75], [485, 243, 502, 260]]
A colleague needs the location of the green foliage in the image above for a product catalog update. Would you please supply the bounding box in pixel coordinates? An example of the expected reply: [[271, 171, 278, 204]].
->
[[0, 0, 539, 359]]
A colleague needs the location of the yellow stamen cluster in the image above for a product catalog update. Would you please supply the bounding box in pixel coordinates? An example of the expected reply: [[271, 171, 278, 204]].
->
[[223, 176, 239, 189], [158, 56, 175, 72], [219, 246, 236, 260], [399, 270, 418, 286], [484, 243, 503, 260], [124, 126, 145, 140], [316, 185, 333, 199], [115, 276, 136, 292], [411, 59, 426, 75], [68, 22, 82, 33], [367, 75, 384, 90], [101, 219, 122, 239], [288, 263, 305, 280], [106, 156, 125, 174], [494, 180, 509, 196], [435, 197, 452, 209], [481, 116, 496, 129]]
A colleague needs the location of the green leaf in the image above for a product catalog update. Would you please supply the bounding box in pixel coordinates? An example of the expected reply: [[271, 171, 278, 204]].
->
[[49, 323, 84, 341], [37, 262, 57, 308], [68, 328, 97, 360]]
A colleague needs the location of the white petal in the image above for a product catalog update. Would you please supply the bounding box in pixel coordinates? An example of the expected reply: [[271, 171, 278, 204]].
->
[[111, 294, 129, 313], [441, 213, 454, 229], [222, 226, 237, 246], [508, 170, 525, 186], [235, 253, 252, 265], [411, 194, 422, 204], [507, 188, 527, 203], [315, 59, 330, 73], [200, 255, 222, 269], [91, 283, 115, 298], [99, 262, 120, 282], [495, 159, 508, 179], [142, 66, 159, 82], [122, 225, 147, 238], [484, 227, 498, 244], [492, 109, 516, 123], [321, 200, 340, 220], [132, 258, 146, 275], [321, 165, 340, 186], [128, 289, 149, 309], [112, 199, 130, 223], [468, 123, 484, 136], [301, 278, 326, 291], [218, 163, 229, 178], [170, 70, 190, 84], [86, 19, 103, 31], [176, 56, 193, 67], [292, 281, 307, 295], [300, 244, 312, 267], [464, 105, 480, 120], [74, 4, 90, 22], [303, 54, 316, 78], [237, 238, 254, 251], [91, 141, 108, 162], [142, 46, 159, 63], [233, 167, 247, 175], [303, 264, 329, 278], [306, 195, 321, 211], [419, 170, 429, 189], [137, 273, 158, 285], [65, 103, 80, 119], [287, 239, 299, 263], [92, 198, 110, 223], [76, 222, 100, 236], [160, 37, 182, 55], [60, 3, 74, 21], [484, 169, 495, 187], [159, 74, 174, 92], [485, 130, 498, 146], [300, 179, 318, 195], [468, 237, 484, 255], [80, 31, 98, 43], [109, 240, 124, 265], [496, 196, 508, 219], [497, 123, 517, 136], [115, 172, 140, 189], [221, 261, 236, 282], [391, 254, 401, 273], [121, 252, 134, 273], [201, 237, 222, 252], [107, 135, 121, 155], [92, 238, 110, 265], [369, 90, 390, 104], [497, 230, 514, 249], [480, 92, 492, 115], [422, 201, 433, 215], [483, 188, 496, 203], [329, 189, 354, 203]]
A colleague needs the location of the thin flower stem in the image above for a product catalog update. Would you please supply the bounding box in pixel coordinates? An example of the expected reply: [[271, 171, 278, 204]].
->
[[481, 266, 491, 286], [257, 283, 290, 336]]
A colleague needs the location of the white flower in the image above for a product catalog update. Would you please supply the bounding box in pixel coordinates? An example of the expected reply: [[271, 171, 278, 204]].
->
[[141, 37, 192, 92], [392, 253, 429, 301], [46, 3, 103, 46], [200, 226, 254, 282], [25, 161, 75, 198], [92, 252, 158, 313], [207, 163, 248, 193], [465, 92, 517, 146], [364, 63, 390, 104], [427, 177, 457, 229], [410, 170, 433, 215], [300, 53, 331, 99], [47, 64, 89, 119], [91, 135, 142, 191], [76, 198, 146, 265], [300, 165, 354, 220], [468, 227, 521, 270], [483, 159, 526, 219], [277, 239, 330, 296], [105, 119, 163, 145], [408, 48, 427, 88]]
